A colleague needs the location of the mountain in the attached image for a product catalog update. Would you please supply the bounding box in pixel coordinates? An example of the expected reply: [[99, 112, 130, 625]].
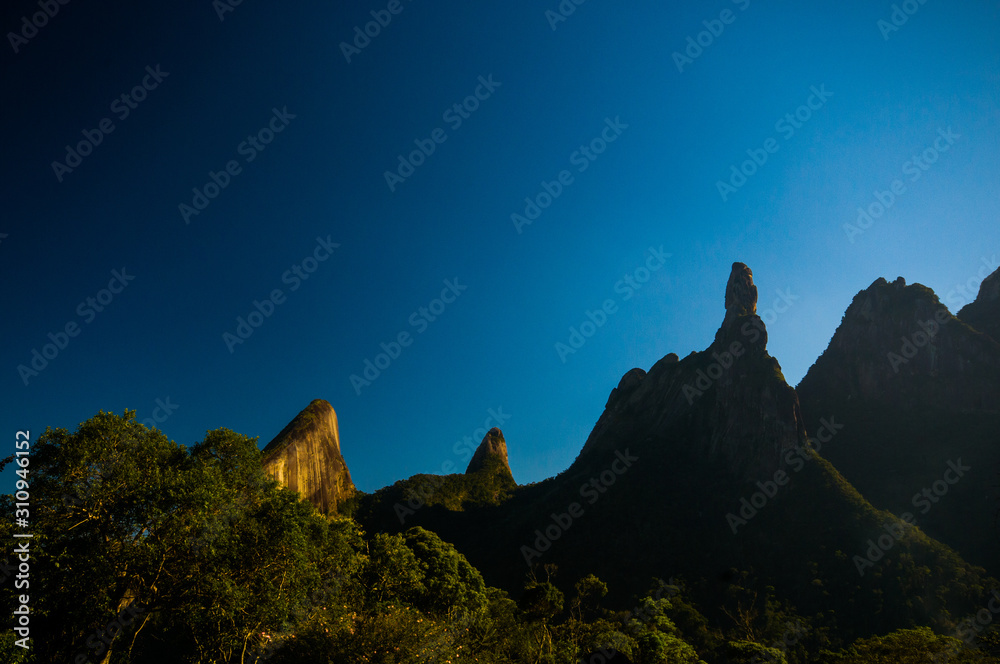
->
[[580, 262, 806, 477], [466, 427, 514, 479], [261, 399, 356, 513], [351, 427, 517, 528], [347, 262, 992, 642], [797, 270, 1000, 573]]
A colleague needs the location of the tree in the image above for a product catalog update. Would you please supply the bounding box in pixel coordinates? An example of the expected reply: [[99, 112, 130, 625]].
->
[[0, 411, 353, 663], [402, 526, 488, 619], [571, 574, 609, 622], [828, 626, 965, 664], [726, 639, 787, 664], [358, 532, 425, 609]]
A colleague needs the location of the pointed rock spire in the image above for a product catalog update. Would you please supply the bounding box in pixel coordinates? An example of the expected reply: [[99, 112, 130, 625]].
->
[[715, 261, 767, 349], [466, 427, 513, 479], [581, 261, 803, 476], [261, 399, 355, 513], [725, 262, 758, 319]]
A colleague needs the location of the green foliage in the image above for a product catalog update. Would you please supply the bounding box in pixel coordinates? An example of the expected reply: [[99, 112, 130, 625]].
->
[[359, 532, 425, 608], [521, 580, 565, 623], [358, 462, 517, 525], [402, 526, 488, 617], [625, 594, 705, 664], [0, 411, 358, 664], [5, 409, 997, 664], [0, 631, 32, 664], [726, 639, 787, 664], [572, 574, 609, 621], [827, 626, 963, 663]]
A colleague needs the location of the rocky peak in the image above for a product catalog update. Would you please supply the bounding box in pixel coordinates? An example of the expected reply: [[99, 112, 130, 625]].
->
[[977, 267, 1000, 303], [715, 262, 767, 351], [605, 367, 648, 409], [261, 399, 355, 513], [959, 266, 1000, 343], [466, 427, 513, 480], [580, 263, 804, 477], [724, 262, 758, 320], [798, 275, 1000, 412]]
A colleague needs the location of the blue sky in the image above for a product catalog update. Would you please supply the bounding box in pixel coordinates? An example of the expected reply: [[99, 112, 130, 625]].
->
[[3, 0, 999, 493]]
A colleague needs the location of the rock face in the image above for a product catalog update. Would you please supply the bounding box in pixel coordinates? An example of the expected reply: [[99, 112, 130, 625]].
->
[[396, 262, 986, 640], [353, 427, 516, 534], [796, 271, 1000, 571], [261, 399, 355, 513], [959, 266, 1000, 343], [798, 275, 1000, 412], [723, 261, 758, 322], [352, 262, 989, 642], [466, 427, 513, 480], [581, 261, 801, 477]]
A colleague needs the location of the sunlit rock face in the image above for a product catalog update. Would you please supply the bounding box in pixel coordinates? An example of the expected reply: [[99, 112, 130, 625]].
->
[[261, 399, 355, 513], [466, 427, 513, 480]]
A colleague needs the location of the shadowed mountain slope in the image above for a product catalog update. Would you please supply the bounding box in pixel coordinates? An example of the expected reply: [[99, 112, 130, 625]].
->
[[797, 272, 1000, 573], [349, 263, 993, 643]]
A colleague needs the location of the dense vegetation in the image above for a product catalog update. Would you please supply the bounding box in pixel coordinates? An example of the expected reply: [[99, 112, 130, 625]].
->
[[2, 411, 1000, 663]]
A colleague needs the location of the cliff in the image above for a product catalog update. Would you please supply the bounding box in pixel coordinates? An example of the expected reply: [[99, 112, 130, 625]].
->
[[261, 399, 355, 513]]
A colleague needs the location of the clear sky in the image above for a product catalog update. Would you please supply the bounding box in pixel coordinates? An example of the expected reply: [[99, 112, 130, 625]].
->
[[3, 0, 999, 494]]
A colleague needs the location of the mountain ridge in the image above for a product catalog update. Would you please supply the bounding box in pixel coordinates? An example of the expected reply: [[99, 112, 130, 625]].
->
[[796, 265, 1000, 573], [282, 261, 993, 644]]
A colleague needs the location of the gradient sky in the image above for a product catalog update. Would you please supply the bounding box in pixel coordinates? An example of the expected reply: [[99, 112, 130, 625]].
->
[[3, 0, 999, 494]]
